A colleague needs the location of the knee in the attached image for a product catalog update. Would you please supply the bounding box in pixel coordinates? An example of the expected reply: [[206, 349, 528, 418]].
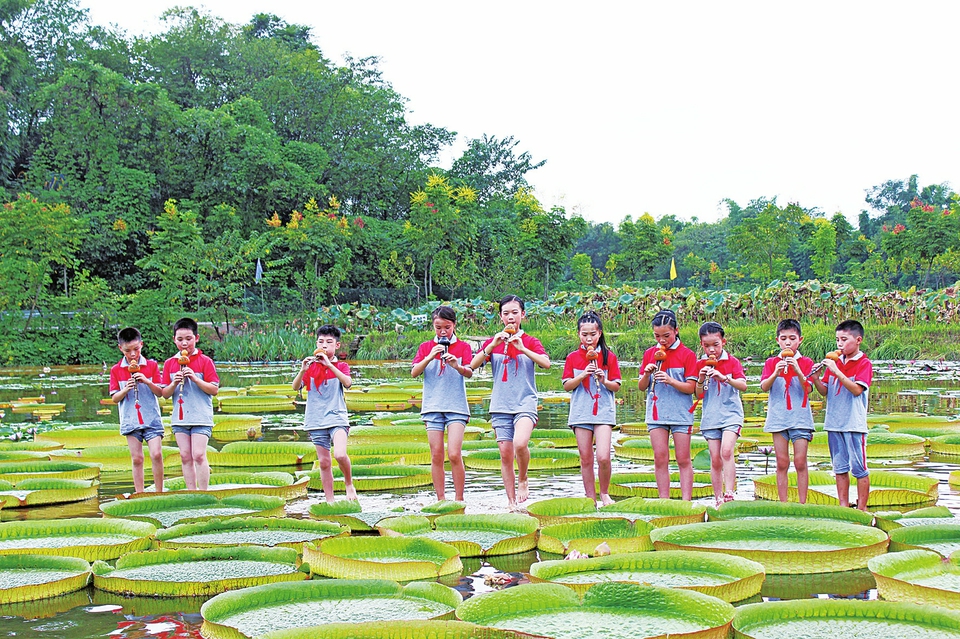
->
[[130, 451, 145, 465], [333, 452, 350, 466], [149, 450, 165, 464], [317, 457, 332, 471], [776, 457, 790, 472], [711, 455, 723, 470], [652, 451, 669, 468], [596, 450, 611, 466], [431, 449, 446, 465], [721, 446, 735, 462], [191, 451, 207, 465], [793, 457, 807, 472], [447, 450, 462, 465]]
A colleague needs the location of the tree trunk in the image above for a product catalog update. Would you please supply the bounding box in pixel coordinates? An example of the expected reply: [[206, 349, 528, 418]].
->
[[544, 262, 550, 297]]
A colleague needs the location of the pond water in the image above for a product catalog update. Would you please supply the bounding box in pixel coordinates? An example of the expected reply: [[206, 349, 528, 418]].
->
[[1, 359, 960, 638]]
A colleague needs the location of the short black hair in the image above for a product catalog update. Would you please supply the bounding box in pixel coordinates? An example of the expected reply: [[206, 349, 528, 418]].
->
[[173, 317, 198, 336], [117, 327, 142, 345], [316, 324, 342, 339], [836, 319, 864, 338], [432, 306, 457, 323], [499, 294, 524, 312], [777, 319, 802, 337], [651, 309, 677, 329], [698, 321, 724, 338]]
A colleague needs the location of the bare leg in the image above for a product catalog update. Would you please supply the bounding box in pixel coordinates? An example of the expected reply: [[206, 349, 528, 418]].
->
[[332, 428, 356, 500], [575, 427, 597, 501], [427, 429, 447, 501], [147, 436, 165, 493], [720, 430, 738, 497], [793, 437, 810, 504], [836, 472, 851, 507], [650, 428, 672, 499], [191, 433, 210, 491], [513, 416, 536, 503], [594, 425, 614, 505], [447, 422, 466, 502], [175, 432, 196, 490], [316, 445, 335, 503], [773, 433, 791, 502], [498, 439, 516, 509], [708, 438, 723, 502], [127, 435, 146, 494], [856, 475, 870, 511], [673, 432, 693, 501]]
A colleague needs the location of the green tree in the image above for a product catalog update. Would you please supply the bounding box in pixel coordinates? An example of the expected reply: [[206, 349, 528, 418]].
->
[[809, 218, 838, 281], [570, 253, 594, 287], [449, 134, 545, 205], [727, 202, 805, 282], [136, 199, 204, 310], [514, 189, 585, 296], [612, 213, 673, 282]]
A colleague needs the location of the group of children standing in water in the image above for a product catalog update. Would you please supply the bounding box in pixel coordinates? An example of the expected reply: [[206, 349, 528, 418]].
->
[[112, 298, 873, 513]]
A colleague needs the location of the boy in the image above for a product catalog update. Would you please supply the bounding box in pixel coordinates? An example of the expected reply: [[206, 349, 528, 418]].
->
[[812, 319, 872, 511], [109, 327, 165, 494], [161, 317, 219, 490], [759, 319, 815, 503], [292, 324, 356, 503]]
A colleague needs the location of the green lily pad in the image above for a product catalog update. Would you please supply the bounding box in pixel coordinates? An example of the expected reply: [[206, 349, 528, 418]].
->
[[0, 554, 91, 604], [869, 549, 960, 610], [608, 472, 714, 499], [0, 460, 101, 482], [297, 465, 433, 492], [0, 518, 156, 561], [0, 478, 99, 508], [753, 470, 938, 507], [463, 448, 580, 471], [377, 514, 538, 557], [304, 535, 462, 581], [887, 523, 960, 556], [538, 518, 654, 556], [208, 442, 318, 467], [707, 500, 873, 525], [156, 516, 348, 550], [100, 493, 285, 528], [146, 472, 309, 500]]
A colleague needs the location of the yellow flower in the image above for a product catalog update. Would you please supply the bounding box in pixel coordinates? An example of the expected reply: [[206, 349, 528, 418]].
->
[[328, 195, 340, 210], [410, 190, 428, 204], [455, 186, 477, 203], [288, 210, 303, 229], [112, 218, 128, 232], [426, 174, 447, 189], [304, 198, 320, 214], [266, 212, 282, 228]]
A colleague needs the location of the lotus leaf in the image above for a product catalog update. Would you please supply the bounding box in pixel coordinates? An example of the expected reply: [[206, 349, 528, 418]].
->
[[528, 550, 764, 602], [732, 599, 960, 638], [201, 580, 463, 639], [650, 519, 888, 574], [707, 500, 872, 525], [0, 554, 91, 604], [608, 472, 714, 499], [92, 546, 304, 597], [100, 493, 285, 527], [208, 441, 318, 467], [462, 448, 580, 471], [377, 514, 538, 557], [0, 477, 99, 508], [0, 518, 156, 561], [304, 535, 462, 580], [887, 523, 960, 556], [753, 470, 938, 507], [156, 516, 347, 550], [456, 581, 734, 639], [869, 549, 960, 609], [0, 460, 100, 482]]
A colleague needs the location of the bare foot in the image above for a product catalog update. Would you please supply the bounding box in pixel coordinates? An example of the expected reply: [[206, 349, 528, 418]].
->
[[455, 494, 464, 502], [517, 480, 529, 503], [345, 484, 358, 501], [507, 499, 518, 511], [600, 494, 614, 506]]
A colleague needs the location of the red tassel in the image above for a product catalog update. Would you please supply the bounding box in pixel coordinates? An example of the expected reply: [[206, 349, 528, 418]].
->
[[501, 360, 509, 382], [178, 396, 184, 420], [688, 398, 699, 414], [135, 402, 144, 425], [652, 394, 659, 421]]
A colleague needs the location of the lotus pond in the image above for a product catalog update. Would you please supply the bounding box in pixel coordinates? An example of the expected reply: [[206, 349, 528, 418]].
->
[[2, 359, 960, 637]]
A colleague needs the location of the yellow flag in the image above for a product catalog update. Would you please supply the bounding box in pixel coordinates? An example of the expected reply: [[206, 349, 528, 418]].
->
[[669, 257, 677, 280]]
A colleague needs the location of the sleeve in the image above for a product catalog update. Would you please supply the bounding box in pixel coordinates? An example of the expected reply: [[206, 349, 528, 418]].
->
[[562, 354, 576, 380], [641, 348, 654, 369], [160, 359, 173, 385], [109, 366, 121, 393], [480, 337, 493, 351], [607, 353, 622, 382], [525, 335, 547, 355], [854, 358, 873, 388], [336, 361, 352, 377], [798, 356, 814, 376], [760, 357, 776, 379], [147, 360, 162, 384], [412, 341, 431, 364], [202, 358, 220, 385], [455, 341, 473, 366], [730, 358, 746, 380], [683, 350, 699, 380]]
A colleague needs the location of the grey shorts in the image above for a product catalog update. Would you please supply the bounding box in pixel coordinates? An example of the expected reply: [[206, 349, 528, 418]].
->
[[422, 412, 470, 432], [172, 425, 212, 438], [308, 425, 349, 450], [569, 423, 614, 433], [491, 412, 537, 442], [124, 423, 165, 443], [773, 428, 814, 443], [701, 425, 742, 440], [828, 431, 868, 479], [648, 424, 693, 435]]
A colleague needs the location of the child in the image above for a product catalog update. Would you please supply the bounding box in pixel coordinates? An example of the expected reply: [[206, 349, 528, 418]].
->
[[470, 295, 550, 510], [161, 317, 219, 491], [695, 322, 747, 508], [562, 311, 621, 506], [411, 306, 474, 502], [109, 327, 165, 494], [292, 324, 356, 503], [638, 309, 698, 500], [759, 319, 815, 503], [812, 319, 872, 511]]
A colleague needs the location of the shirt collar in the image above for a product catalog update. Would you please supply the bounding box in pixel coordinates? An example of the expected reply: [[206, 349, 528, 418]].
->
[[841, 351, 863, 363], [434, 335, 458, 345], [668, 339, 680, 350]]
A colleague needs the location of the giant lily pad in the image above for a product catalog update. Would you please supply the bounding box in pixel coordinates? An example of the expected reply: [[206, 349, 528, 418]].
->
[[303, 535, 462, 581], [345, 389, 419, 412], [528, 550, 764, 602], [51, 445, 181, 472], [0, 554, 91, 604], [462, 448, 580, 471], [869, 549, 960, 610], [732, 599, 960, 638], [0, 518, 156, 561], [805, 431, 927, 458], [0, 478, 98, 508], [527, 429, 578, 448], [208, 442, 318, 467], [608, 472, 714, 499], [650, 519, 889, 574], [0, 460, 100, 482], [526, 496, 706, 528], [36, 424, 127, 448], [931, 435, 960, 456], [309, 500, 384, 532], [538, 518, 654, 556], [219, 395, 295, 412], [258, 621, 535, 639], [100, 493, 285, 528], [376, 514, 538, 557], [297, 465, 432, 492], [753, 470, 938, 507], [92, 546, 305, 597], [143, 472, 309, 500], [0, 441, 63, 452], [759, 568, 875, 600], [614, 437, 709, 461], [349, 424, 485, 445], [456, 582, 734, 639], [874, 506, 954, 532], [200, 579, 462, 639], [156, 516, 348, 550], [887, 523, 960, 556], [707, 500, 873, 525], [347, 443, 432, 466], [245, 385, 299, 397]]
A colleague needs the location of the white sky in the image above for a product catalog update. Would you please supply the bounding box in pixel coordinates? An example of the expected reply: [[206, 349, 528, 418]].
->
[[82, 0, 960, 226]]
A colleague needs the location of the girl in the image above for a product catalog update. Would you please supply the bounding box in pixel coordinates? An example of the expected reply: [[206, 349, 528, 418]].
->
[[638, 309, 698, 500], [696, 321, 747, 508], [411, 306, 474, 502], [562, 311, 621, 506], [470, 295, 550, 510]]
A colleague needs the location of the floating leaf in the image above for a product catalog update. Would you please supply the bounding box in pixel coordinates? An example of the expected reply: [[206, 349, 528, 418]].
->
[[869, 549, 960, 610], [377, 514, 539, 557], [0, 554, 90, 604], [537, 519, 653, 556], [157, 516, 348, 550], [304, 535, 462, 581], [100, 493, 285, 528], [0, 518, 156, 561]]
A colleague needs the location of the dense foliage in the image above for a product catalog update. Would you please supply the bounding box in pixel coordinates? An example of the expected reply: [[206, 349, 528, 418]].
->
[[2, 1, 959, 364]]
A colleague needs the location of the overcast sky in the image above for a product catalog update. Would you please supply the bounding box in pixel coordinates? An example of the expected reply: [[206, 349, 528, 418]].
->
[[82, 1, 960, 226]]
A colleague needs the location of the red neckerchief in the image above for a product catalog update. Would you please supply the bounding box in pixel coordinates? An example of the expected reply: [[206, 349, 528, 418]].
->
[[501, 331, 522, 382], [782, 354, 810, 410], [120, 357, 149, 425], [650, 340, 677, 421], [829, 354, 860, 395], [308, 360, 338, 392], [176, 349, 204, 420], [579, 345, 602, 415]]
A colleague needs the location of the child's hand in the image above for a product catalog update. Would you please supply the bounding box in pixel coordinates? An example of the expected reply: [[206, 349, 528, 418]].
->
[[823, 359, 840, 375], [125, 377, 137, 389], [171, 370, 184, 384], [440, 351, 457, 364], [643, 363, 657, 375], [182, 366, 196, 381], [706, 367, 728, 383], [430, 344, 446, 359], [594, 368, 607, 383], [653, 370, 671, 384]]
